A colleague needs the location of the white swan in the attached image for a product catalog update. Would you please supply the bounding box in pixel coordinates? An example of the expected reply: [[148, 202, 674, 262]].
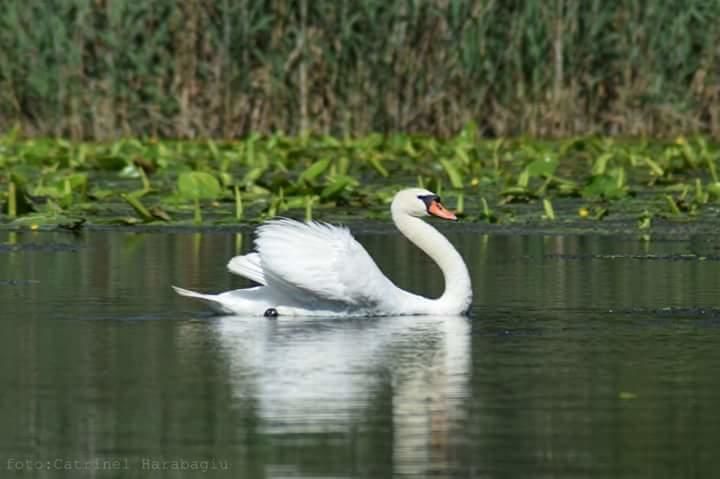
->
[[173, 188, 472, 316]]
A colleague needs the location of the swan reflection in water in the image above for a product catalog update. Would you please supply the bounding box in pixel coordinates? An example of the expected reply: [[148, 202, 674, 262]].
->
[[214, 314, 471, 476]]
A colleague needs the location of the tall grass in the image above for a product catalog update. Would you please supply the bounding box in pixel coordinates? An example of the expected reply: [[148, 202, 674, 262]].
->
[[0, 0, 718, 139]]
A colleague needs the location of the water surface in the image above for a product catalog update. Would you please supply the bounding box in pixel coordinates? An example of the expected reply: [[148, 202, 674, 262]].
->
[[1, 228, 719, 478]]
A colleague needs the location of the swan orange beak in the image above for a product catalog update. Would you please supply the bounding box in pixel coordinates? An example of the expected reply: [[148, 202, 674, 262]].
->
[[428, 200, 457, 221]]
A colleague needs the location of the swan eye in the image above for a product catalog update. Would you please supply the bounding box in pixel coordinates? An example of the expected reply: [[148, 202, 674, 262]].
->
[[417, 194, 441, 209]]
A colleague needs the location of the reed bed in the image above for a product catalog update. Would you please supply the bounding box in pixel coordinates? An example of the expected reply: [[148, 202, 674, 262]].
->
[[1, 0, 719, 139]]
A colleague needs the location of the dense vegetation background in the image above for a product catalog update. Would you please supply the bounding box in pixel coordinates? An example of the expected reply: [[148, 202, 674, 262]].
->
[[1, 0, 719, 140]]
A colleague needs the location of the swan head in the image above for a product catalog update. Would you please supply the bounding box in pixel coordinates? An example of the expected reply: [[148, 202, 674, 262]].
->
[[391, 188, 457, 220]]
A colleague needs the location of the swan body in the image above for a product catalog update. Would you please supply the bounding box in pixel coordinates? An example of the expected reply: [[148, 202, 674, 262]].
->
[[173, 188, 472, 316]]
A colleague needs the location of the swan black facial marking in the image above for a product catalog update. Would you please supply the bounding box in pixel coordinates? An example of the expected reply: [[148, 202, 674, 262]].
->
[[264, 308, 278, 318], [417, 194, 441, 211]]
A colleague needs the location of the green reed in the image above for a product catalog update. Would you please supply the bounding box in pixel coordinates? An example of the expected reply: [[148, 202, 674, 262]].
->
[[0, 0, 718, 139]]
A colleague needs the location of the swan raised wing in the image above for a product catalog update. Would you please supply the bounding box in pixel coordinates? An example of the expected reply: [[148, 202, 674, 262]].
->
[[250, 219, 398, 311]]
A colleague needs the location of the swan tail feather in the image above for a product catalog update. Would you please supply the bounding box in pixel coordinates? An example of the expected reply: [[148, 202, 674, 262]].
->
[[172, 286, 233, 314], [227, 253, 267, 285]]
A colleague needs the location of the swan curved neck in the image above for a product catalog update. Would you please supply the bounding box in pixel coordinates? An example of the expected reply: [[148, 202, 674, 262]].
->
[[392, 210, 472, 314]]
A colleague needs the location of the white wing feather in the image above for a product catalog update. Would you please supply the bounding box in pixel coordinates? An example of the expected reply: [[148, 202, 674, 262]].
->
[[255, 219, 397, 308], [227, 252, 266, 285]]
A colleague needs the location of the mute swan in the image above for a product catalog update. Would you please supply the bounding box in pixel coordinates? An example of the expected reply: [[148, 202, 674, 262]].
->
[[173, 188, 472, 316]]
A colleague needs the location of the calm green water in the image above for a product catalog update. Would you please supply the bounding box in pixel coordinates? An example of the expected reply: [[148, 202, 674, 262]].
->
[[1, 227, 719, 478]]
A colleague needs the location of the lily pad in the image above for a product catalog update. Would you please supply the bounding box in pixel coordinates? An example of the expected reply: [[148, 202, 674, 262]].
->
[[177, 171, 222, 201]]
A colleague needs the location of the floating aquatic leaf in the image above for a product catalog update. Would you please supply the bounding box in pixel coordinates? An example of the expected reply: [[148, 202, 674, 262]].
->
[[368, 155, 389, 177], [119, 164, 142, 178], [454, 145, 471, 166], [694, 179, 708, 205], [121, 193, 154, 222], [679, 140, 699, 168], [242, 166, 266, 187], [207, 139, 220, 161], [479, 197, 497, 223], [95, 155, 127, 171], [591, 153, 613, 176], [88, 188, 113, 200], [149, 206, 171, 222], [591, 207, 608, 220], [553, 177, 579, 196], [638, 211, 653, 230], [118, 216, 144, 226], [665, 194, 687, 216], [501, 185, 536, 201], [321, 175, 356, 200], [59, 173, 88, 198], [336, 156, 350, 176], [32, 185, 64, 200], [299, 158, 331, 183], [177, 171, 222, 201], [516, 169, 530, 189], [706, 182, 720, 198], [643, 157, 664, 177], [11, 213, 84, 230], [282, 196, 306, 210], [582, 173, 628, 200], [525, 156, 558, 177], [219, 172, 234, 188]]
